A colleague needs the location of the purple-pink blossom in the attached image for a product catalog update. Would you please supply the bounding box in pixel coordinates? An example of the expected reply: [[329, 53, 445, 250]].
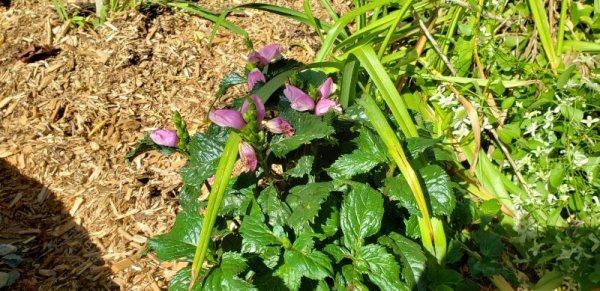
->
[[315, 98, 342, 116], [248, 69, 266, 90], [320, 77, 334, 99], [241, 95, 265, 125], [239, 142, 257, 172], [209, 109, 246, 129], [247, 44, 283, 66], [150, 129, 178, 147], [283, 84, 315, 112], [264, 117, 295, 137]]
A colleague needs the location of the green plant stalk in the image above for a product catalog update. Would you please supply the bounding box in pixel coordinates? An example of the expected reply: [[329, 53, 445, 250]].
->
[[556, 0, 568, 55], [438, 6, 462, 72], [562, 40, 600, 52], [376, 0, 413, 59], [359, 95, 446, 261], [352, 45, 419, 138], [190, 132, 241, 287], [304, 0, 324, 40], [527, 0, 559, 70]]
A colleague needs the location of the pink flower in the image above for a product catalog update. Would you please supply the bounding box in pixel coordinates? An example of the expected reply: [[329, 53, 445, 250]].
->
[[241, 95, 265, 125], [247, 44, 283, 66], [238, 142, 257, 172], [247, 69, 266, 90], [315, 98, 342, 116], [209, 109, 246, 129], [283, 84, 315, 112], [150, 129, 178, 147], [264, 117, 295, 137], [207, 176, 215, 186], [320, 77, 334, 99]]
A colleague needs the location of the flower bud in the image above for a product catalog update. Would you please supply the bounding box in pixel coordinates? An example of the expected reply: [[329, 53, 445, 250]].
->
[[150, 129, 179, 147], [247, 69, 266, 90], [238, 142, 258, 172], [264, 117, 295, 137], [247, 44, 283, 66], [319, 77, 334, 99]]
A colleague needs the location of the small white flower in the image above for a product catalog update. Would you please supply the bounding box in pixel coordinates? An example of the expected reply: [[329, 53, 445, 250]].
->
[[557, 246, 577, 260], [589, 234, 600, 252], [515, 101, 523, 108], [524, 121, 539, 137], [482, 117, 493, 131], [582, 115, 600, 128], [529, 239, 544, 256], [558, 184, 571, 193], [452, 124, 471, 141], [573, 151, 589, 167], [438, 93, 458, 108], [564, 79, 579, 88], [547, 194, 557, 204]]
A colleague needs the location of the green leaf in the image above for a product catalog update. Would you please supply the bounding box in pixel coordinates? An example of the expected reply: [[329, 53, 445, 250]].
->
[[274, 235, 334, 291], [451, 37, 473, 76], [203, 268, 256, 291], [220, 252, 248, 277], [324, 244, 350, 263], [125, 135, 177, 162], [168, 266, 203, 291], [379, 233, 426, 290], [420, 165, 455, 216], [340, 182, 384, 250], [286, 182, 333, 230], [269, 108, 335, 157], [474, 231, 504, 258], [257, 186, 292, 227], [240, 215, 281, 252], [355, 244, 407, 291], [216, 73, 245, 97], [406, 137, 439, 158], [533, 271, 564, 291], [327, 127, 388, 179], [286, 155, 314, 178], [385, 176, 419, 215], [149, 211, 202, 261], [180, 125, 230, 211]]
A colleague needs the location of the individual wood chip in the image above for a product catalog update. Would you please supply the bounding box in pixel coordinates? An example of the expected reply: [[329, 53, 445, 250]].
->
[[16, 44, 59, 63], [38, 269, 56, 277], [52, 221, 76, 237], [111, 258, 134, 273]]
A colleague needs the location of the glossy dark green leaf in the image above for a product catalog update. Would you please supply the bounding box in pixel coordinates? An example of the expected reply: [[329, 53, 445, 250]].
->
[[257, 186, 291, 227], [220, 252, 247, 277], [378, 233, 426, 290], [474, 231, 504, 258], [327, 127, 387, 179], [286, 182, 333, 230], [149, 211, 202, 261], [420, 165, 455, 216], [340, 182, 384, 250], [168, 266, 203, 291], [274, 235, 333, 291], [203, 268, 256, 291], [240, 215, 281, 252], [216, 73, 246, 97], [355, 244, 408, 291], [406, 137, 439, 158], [286, 155, 314, 178]]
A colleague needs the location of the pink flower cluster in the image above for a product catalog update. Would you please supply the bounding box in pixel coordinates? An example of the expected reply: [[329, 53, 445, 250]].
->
[[283, 77, 342, 116]]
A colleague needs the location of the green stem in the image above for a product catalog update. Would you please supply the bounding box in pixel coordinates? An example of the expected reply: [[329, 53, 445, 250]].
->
[[556, 0, 568, 56], [190, 132, 241, 288], [376, 0, 413, 60]]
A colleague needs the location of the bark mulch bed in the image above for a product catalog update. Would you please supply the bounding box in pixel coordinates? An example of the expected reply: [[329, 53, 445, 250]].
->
[[0, 0, 347, 289]]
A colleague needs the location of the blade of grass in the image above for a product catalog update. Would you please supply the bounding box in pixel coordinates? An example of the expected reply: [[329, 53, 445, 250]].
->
[[340, 55, 360, 108], [190, 132, 241, 287], [562, 40, 600, 52], [320, 0, 340, 22], [352, 45, 419, 137], [417, 74, 539, 88], [528, 0, 559, 70], [377, 0, 413, 59], [556, 0, 568, 55], [304, 0, 324, 40]]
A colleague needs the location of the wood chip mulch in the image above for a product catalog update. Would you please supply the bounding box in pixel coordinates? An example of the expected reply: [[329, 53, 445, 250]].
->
[[0, 0, 349, 289]]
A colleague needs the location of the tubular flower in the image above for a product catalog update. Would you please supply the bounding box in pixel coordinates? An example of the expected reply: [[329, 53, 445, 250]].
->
[[264, 117, 295, 137], [247, 69, 266, 90], [238, 142, 258, 172], [315, 98, 342, 116], [283, 84, 315, 112], [247, 44, 283, 66], [209, 109, 246, 129], [150, 129, 178, 147], [319, 77, 334, 99]]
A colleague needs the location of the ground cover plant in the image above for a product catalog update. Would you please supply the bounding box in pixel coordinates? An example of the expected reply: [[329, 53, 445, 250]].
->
[[125, 0, 600, 289]]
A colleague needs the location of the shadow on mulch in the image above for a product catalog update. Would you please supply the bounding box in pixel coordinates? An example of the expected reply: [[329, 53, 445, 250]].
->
[[0, 159, 117, 290]]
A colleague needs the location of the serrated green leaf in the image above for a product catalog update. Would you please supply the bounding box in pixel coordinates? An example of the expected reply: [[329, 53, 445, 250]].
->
[[286, 182, 333, 230], [324, 244, 350, 263], [203, 268, 256, 291], [216, 72, 246, 97], [451, 37, 473, 76], [340, 264, 369, 290], [420, 165, 455, 216], [180, 125, 230, 211], [257, 186, 291, 227], [240, 216, 281, 252], [220, 252, 247, 277], [328, 126, 388, 179], [355, 244, 407, 291], [340, 182, 384, 250], [125, 135, 177, 162], [168, 266, 203, 291], [406, 137, 439, 158], [149, 211, 202, 261], [385, 175, 419, 215], [269, 109, 334, 157], [379, 233, 426, 290], [286, 155, 314, 178], [274, 236, 333, 291]]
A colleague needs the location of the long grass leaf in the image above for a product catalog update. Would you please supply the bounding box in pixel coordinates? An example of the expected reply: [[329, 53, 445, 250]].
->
[[562, 40, 600, 52], [304, 0, 324, 40], [527, 0, 558, 69]]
